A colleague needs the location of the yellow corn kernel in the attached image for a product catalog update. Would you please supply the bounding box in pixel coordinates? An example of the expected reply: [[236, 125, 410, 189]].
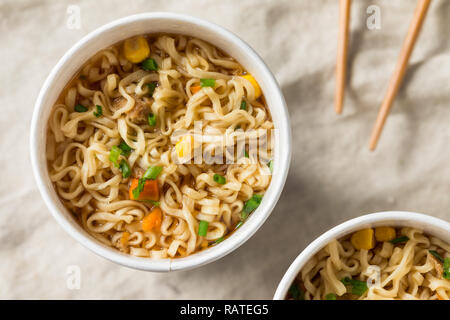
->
[[175, 135, 194, 158], [351, 228, 375, 250], [120, 232, 130, 246], [123, 36, 150, 63], [177, 246, 187, 256], [242, 74, 262, 99], [375, 227, 396, 242]]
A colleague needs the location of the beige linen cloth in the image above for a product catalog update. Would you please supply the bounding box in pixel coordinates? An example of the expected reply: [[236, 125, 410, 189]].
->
[[0, 0, 448, 299]]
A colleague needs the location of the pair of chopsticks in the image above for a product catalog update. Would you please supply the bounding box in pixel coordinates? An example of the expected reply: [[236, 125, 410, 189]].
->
[[335, 0, 432, 151]]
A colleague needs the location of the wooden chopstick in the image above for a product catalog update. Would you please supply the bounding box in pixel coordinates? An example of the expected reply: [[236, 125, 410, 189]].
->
[[335, 0, 351, 114], [369, 0, 431, 150]]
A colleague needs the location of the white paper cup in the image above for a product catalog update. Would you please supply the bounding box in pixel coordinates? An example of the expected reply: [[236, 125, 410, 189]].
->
[[30, 13, 291, 272], [274, 211, 450, 299]]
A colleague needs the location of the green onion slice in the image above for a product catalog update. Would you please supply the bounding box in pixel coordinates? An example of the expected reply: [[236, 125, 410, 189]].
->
[[75, 104, 88, 112], [132, 178, 146, 200], [390, 236, 409, 244], [340, 277, 368, 296], [214, 237, 225, 244], [213, 174, 226, 185], [141, 200, 160, 206], [146, 200, 160, 207], [341, 277, 352, 286], [119, 160, 131, 178], [200, 78, 215, 87], [146, 82, 157, 97], [132, 166, 163, 199], [240, 100, 247, 110], [148, 112, 156, 127], [198, 220, 209, 237], [429, 250, 444, 263], [241, 194, 263, 220], [350, 280, 368, 296], [109, 146, 121, 167], [288, 284, 304, 300], [143, 166, 163, 180], [118, 141, 132, 157], [325, 293, 337, 300], [234, 221, 243, 230], [141, 58, 158, 71], [110, 142, 133, 167], [93, 105, 103, 118], [444, 258, 450, 280], [244, 150, 249, 158], [268, 160, 273, 172]]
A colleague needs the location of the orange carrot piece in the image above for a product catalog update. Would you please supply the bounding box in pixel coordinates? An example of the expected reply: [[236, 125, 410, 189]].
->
[[120, 232, 130, 246], [129, 178, 159, 201], [190, 85, 201, 94], [142, 207, 162, 232]]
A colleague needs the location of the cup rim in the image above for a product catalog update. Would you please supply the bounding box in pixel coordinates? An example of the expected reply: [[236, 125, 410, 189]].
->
[[273, 211, 450, 299], [30, 12, 292, 272]]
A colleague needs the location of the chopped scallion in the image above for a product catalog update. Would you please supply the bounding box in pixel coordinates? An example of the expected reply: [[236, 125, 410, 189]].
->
[[146, 82, 157, 97], [390, 236, 409, 244], [119, 159, 131, 178], [288, 284, 304, 300], [350, 280, 368, 296], [110, 142, 133, 168], [325, 293, 337, 300], [132, 166, 163, 199], [141, 58, 158, 71], [429, 250, 444, 263], [213, 174, 226, 185], [214, 237, 225, 244], [341, 277, 352, 286], [148, 112, 156, 126], [109, 146, 121, 167], [132, 178, 146, 200], [198, 220, 209, 237], [142, 166, 163, 180], [444, 258, 450, 280], [118, 141, 132, 157], [240, 100, 247, 110], [241, 194, 263, 220], [148, 200, 160, 207], [341, 277, 368, 296], [244, 151, 249, 158], [141, 200, 160, 206], [74, 104, 88, 112], [93, 105, 103, 118], [268, 160, 273, 172], [200, 78, 215, 87]]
